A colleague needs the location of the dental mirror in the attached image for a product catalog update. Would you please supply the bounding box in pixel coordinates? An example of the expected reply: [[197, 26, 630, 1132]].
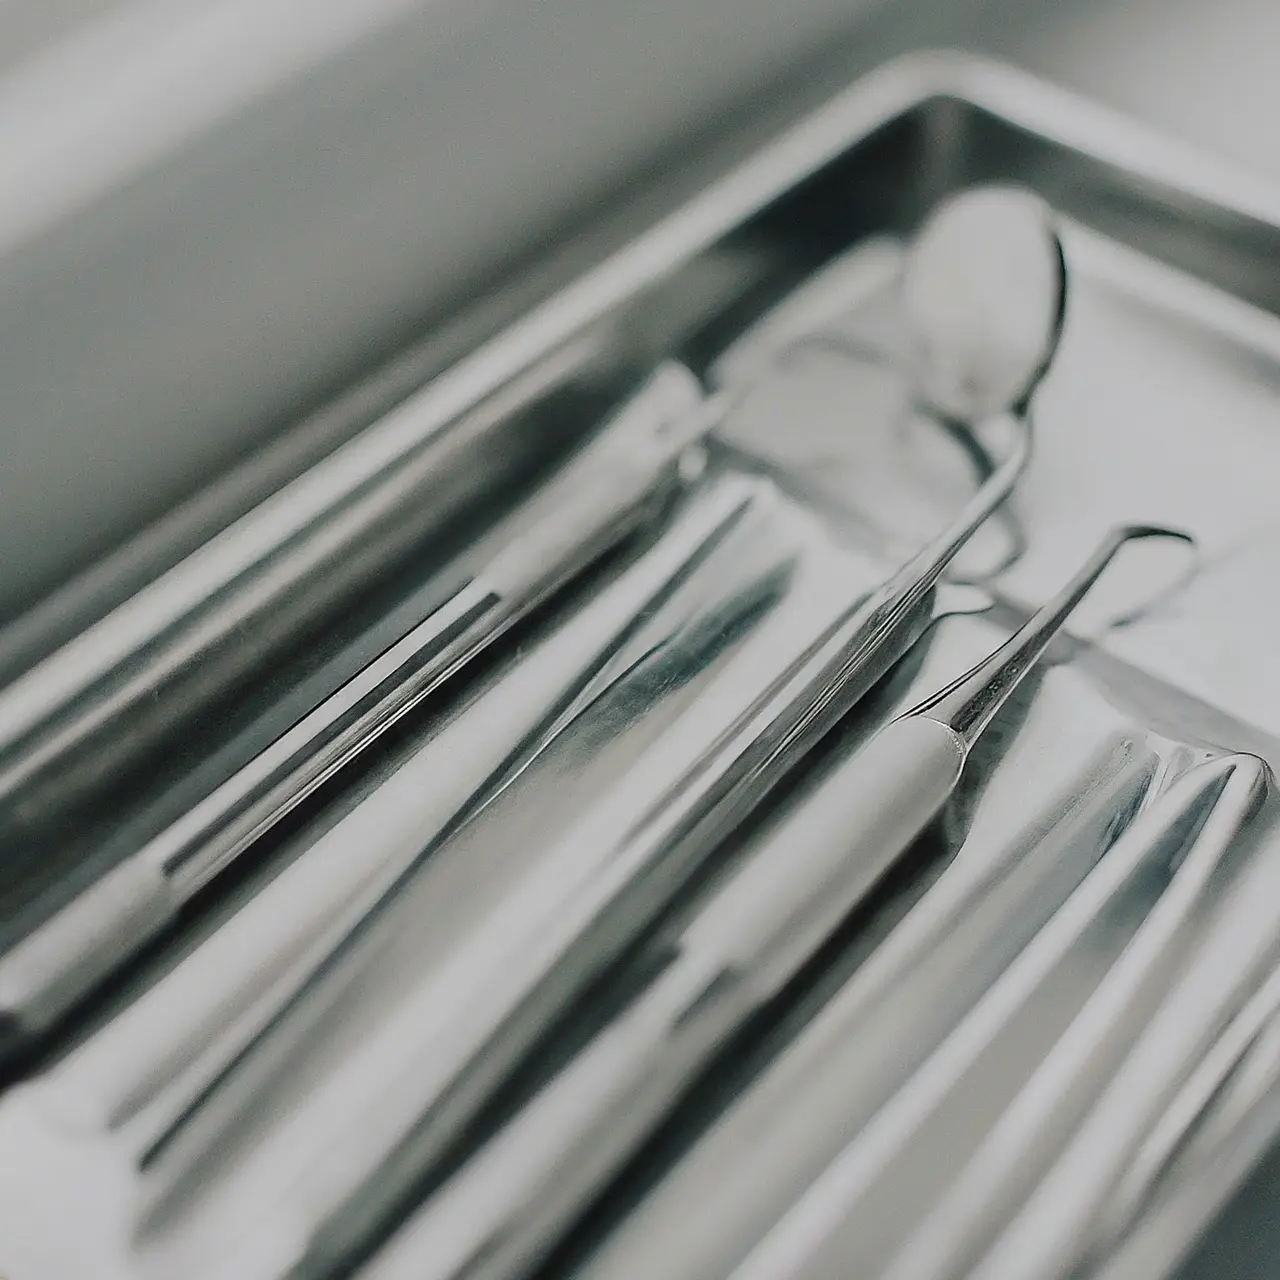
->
[[902, 187, 1195, 633], [903, 184, 1067, 424], [718, 185, 1067, 585]]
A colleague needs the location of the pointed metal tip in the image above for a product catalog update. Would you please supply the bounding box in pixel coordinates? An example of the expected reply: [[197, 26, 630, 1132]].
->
[[909, 523, 1197, 748]]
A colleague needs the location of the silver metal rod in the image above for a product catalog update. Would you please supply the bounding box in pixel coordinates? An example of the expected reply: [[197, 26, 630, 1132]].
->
[[574, 730, 1156, 1280], [970, 763, 1277, 1280], [1106, 955, 1280, 1241], [125, 481, 812, 1181], [1091, 1027, 1280, 1280], [913, 524, 1192, 748], [356, 525, 1181, 1280], [186, 411, 1031, 1280], [0, 334, 611, 793], [726, 754, 1259, 1280], [7, 482, 761, 1133], [883, 753, 1264, 1280], [0, 362, 707, 1046]]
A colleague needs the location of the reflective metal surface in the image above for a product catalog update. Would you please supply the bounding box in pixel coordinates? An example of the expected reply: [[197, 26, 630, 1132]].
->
[[353, 526, 1183, 1280], [0, 359, 706, 1042], [0, 175, 1055, 1055], [5, 50, 1280, 1280], [575, 648, 1171, 1280]]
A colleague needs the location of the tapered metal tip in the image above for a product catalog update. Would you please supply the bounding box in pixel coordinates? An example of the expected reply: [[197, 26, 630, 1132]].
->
[[911, 523, 1193, 746]]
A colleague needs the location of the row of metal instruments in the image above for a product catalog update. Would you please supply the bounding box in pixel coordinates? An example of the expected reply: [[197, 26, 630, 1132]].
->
[[3, 115, 1280, 1280]]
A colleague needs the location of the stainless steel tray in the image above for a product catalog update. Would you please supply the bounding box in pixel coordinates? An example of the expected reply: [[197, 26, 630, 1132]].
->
[[6, 49, 1280, 1280]]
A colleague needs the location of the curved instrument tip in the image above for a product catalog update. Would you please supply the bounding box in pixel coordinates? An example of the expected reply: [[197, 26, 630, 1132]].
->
[[910, 522, 1199, 747]]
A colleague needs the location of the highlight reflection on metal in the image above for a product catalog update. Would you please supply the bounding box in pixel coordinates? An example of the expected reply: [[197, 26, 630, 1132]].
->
[[1093, 963, 1280, 1280], [354, 525, 1184, 1280], [577, 717, 1160, 1280], [725, 755, 1267, 1280], [884, 755, 1268, 1280], [968, 756, 1280, 1280], [174, 486, 985, 1280], [0, 359, 709, 1046], [1114, 957, 1280, 1238], [31, 472, 770, 1136], [0, 332, 615, 838]]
